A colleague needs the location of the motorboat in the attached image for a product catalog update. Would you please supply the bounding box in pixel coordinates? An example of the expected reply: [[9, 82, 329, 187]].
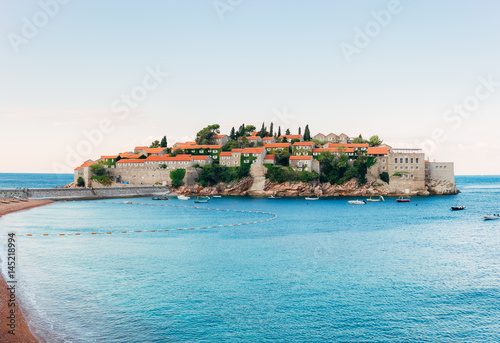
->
[[305, 197, 319, 201], [397, 197, 410, 203], [484, 214, 500, 220], [348, 200, 366, 205], [177, 195, 190, 201], [366, 196, 384, 202], [123, 201, 132, 204], [194, 196, 210, 203], [268, 195, 281, 199], [212, 195, 222, 198], [451, 201, 465, 211]]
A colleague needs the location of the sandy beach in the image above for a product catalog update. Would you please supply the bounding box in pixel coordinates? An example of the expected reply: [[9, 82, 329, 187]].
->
[[0, 200, 53, 343]]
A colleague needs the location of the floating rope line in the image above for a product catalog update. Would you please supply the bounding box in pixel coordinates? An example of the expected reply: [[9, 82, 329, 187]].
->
[[18, 200, 277, 237]]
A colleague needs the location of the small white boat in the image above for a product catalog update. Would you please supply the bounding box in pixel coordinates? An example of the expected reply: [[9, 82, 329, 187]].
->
[[212, 195, 222, 198], [397, 196, 410, 203], [305, 197, 319, 201], [366, 196, 384, 202], [348, 200, 366, 205], [123, 201, 132, 204], [194, 196, 210, 203], [484, 214, 500, 220], [177, 195, 190, 201], [268, 195, 281, 199]]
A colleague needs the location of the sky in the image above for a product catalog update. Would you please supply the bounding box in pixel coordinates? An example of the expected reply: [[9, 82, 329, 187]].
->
[[1, 0, 500, 174]]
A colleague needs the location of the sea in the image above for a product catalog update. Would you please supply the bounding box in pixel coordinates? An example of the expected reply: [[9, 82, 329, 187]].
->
[[1, 175, 500, 342], [0, 173, 74, 189]]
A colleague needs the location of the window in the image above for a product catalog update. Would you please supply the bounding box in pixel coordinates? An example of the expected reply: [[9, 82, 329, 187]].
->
[[411, 166, 414, 170], [253, 154, 258, 157], [411, 175, 414, 179], [416, 166, 419, 170], [244, 160, 249, 163], [400, 158, 403, 163], [405, 166, 408, 170], [297, 146, 302, 150], [382, 166, 386, 170], [395, 158, 398, 163], [416, 158, 419, 163], [298, 162, 303, 167], [382, 159, 386, 163], [405, 158, 408, 163], [411, 158, 414, 163], [252, 160, 257, 163], [244, 153, 249, 157]]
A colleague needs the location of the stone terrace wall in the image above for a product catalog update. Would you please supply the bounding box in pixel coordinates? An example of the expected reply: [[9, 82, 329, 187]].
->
[[0, 186, 170, 200]]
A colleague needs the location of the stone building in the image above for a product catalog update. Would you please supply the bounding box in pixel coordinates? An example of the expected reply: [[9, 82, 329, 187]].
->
[[289, 156, 320, 173], [292, 142, 315, 155]]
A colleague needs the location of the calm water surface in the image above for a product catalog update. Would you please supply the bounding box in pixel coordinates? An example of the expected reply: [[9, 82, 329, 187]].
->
[[1, 175, 500, 342], [0, 173, 73, 189]]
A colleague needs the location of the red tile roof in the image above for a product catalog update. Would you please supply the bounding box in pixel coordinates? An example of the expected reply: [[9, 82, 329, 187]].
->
[[74, 161, 97, 170], [193, 155, 210, 160], [246, 136, 261, 140], [231, 149, 243, 152], [241, 147, 265, 154], [367, 147, 389, 155], [279, 135, 302, 139], [220, 152, 232, 156], [116, 159, 145, 164], [289, 156, 313, 160], [213, 134, 227, 139], [293, 142, 314, 146], [134, 146, 148, 151], [265, 143, 291, 148], [313, 148, 355, 153], [326, 143, 368, 148], [251, 131, 259, 136], [173, 145, 222, 150], [144, 147, 166, 154], [122, 154, 142, 159], [101, 155, 118, 159], [264, 155, 275, 159], [262, 137, 274, 140], [145, 155, 193, 162]]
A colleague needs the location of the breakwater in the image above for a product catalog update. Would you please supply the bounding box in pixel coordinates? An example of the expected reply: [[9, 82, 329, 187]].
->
[[0, 186, 170, 201]]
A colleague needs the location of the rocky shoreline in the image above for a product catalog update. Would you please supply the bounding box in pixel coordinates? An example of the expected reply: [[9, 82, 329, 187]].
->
[[175, 177, 459, 197]]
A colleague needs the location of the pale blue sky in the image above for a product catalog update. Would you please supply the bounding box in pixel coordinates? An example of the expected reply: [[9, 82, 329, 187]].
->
[[1, 0, 500, 174]]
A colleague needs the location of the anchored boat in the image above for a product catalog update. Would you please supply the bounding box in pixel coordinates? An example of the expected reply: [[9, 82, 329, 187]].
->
[[348, 200, 366, 205], [484, 214, 500, 220], [366, 196, 384, 202], [305, 197, 319, 201], [194, 196, 210, 203], [397, 196, 410, 203], [177, 195, 190, 201]]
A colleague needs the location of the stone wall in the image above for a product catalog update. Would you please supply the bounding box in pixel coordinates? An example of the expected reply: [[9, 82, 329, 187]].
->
[[0, 186, 170, 200]]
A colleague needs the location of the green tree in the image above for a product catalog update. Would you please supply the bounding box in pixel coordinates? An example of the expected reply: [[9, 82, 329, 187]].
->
[[269, 122, 274, 137], [170, 169, 186, 188], [230, 127, 236, 140], [369, 135, 383, 147], [258, 122, 267, 138], [298, 127, 302, 135], [285, 128, 291, 135], [274, 148, 291, 166], [303, 125, 311, 141], [352, 134, 366, 144], [90, 163, 106, 176], [76, 177, 85, 187], [150, 140, 160, 148], [196, 124, 220, 145], [160, 136, 167, 148], [245, 125, 256, 134], [277, 126, 281, 138]]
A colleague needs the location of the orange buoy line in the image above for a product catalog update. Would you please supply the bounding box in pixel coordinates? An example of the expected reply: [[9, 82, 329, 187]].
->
[[20, 200, 278, 237]]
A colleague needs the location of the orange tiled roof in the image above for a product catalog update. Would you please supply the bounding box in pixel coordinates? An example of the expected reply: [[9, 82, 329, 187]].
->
[[74, 161, 97, 170], [134, 146, 148, 151], [193, 155, 210, 160], [122, 154, 142, 159], [326, 143, 368, 148], [313, 148, 355, 153], [116, 159, 145, 164], [262, 137, 274, 140], [144, 147, 166, 154], [145, 155, 193, 162], [220, 152, 232, 156], [265, 143, 291, 148], [246, 136, 261, 140], [289, 156, 313, 160], [367, 147, 389, 155], [173, 145, 222, 150], [232, 149, 243, 152], [241, 147, 265, 154], [213, 134, 226, 139], [251, 131, 259, 136], [293, 142, 314, 146], [101, 155, 118, 159], [279, 135, 302, 139]]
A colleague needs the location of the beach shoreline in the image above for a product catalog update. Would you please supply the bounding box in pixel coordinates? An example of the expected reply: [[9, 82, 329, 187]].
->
[[0, 200, 53, 343]]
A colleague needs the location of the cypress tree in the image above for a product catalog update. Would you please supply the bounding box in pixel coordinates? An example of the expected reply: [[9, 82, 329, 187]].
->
[[160, 136, 167, 148], [269, 122, 274, 137], [298, 127, 302, 135], [304, 125, 311, 141], [277, 126, 281, 138], [285, 128, 291, 135], [230, 127, 236, 140]]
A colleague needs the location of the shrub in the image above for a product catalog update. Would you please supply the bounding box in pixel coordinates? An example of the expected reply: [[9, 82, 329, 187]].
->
[[90, 163, 106, 176], [170, 169, 186, 188], [76, 177, 85, 187], [380, 172, 390, 183]]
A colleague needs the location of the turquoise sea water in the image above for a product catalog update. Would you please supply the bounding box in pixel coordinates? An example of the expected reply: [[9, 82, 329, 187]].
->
[[0, 173, 74, 189], [1, 176, 500, 342]]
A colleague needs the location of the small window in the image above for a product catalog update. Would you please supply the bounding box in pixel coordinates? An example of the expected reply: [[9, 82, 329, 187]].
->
[[400, 158, 403, 163], [416, 158, 419, 163], [405, 158, 408, 163], [411, 158, 414, 163], [395, 158, 398, 163]]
